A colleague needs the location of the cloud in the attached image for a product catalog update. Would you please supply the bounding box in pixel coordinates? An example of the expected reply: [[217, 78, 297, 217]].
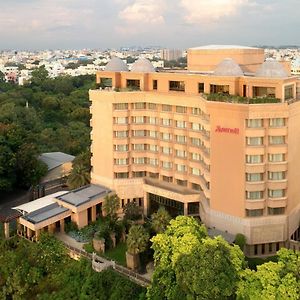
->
[[179, 0, 251, 24], [118, 0, 165, 24]]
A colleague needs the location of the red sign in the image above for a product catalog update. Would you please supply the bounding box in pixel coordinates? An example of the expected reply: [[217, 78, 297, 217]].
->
[[215, 125, 239, 134]]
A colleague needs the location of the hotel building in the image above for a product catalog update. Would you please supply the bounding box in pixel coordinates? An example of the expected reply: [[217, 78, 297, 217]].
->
[[90, 45, 300, 256]]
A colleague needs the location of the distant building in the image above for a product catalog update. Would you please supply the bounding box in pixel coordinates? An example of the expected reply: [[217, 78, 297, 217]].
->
[[161, 49, 183, 61]]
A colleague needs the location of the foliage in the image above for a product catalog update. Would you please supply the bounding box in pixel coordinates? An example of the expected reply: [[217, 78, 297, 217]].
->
[[127, 225, 150, 255], [103, 194, 120, 220], [67, 164, 90, 189], [235, 233, 247, 251], [102, 242, 127, 266], [123, 202, 142, 221], [83, 242, 94, 254], [246, 255, 278, 270], [237, 249, 300, 299], [151, 206, 171, 233], [147, 216, 245, 300], [64, 221, 78, 233]]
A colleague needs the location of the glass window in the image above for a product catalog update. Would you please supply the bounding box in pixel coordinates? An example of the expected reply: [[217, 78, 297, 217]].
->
[[247, 119, 263, 128], [148, 103, 157, 110], [268, 171, 285, 180], [176, 106, 187, 113], [149, 158, 158, 166], [162, 118, 172, 126], [176, 135, 186, 144], [191, 138, 201, 147], [132, 116, 144, 124], [162, 133, 172, 141], [191, 153, 201, 161], [246, 173, 263, 182], [133, 144, 146, 151], [127, 79, 140, 90], [114, 131, 128, 138], [114, 158, 128, 165], [169, 81, 185, 92], [192, 123, 201, 131], [176, 164, 187, 172], [246, 209, 263, 217], [162, 161, 172, 169], [133, 157, 146, 164], [176, 120, 186, 128], [114, 144, 128, 152], [269, 118, 285, 127], [246, 137, 263, 146], [268, 207, 285, 215], [198, 83, 204, 93], [284, 85, 293, 101], [114, 117, 128, 124], [176, 150, 187, 158], [113, 103, 128, 110], [269, 136, 285, 145], [191, 168, 200, 176], [149, 130, 158, 138], [162, 147, 172, 155], [114, 172, 129, 179], [246, 191, 264, 200], [192, 108, 201, 115], [133, 102, 146, 109], [153, 80, 158, 90], [162, 104, 172, 112], [269, 153, 285, 162], [268, 189, 285, 198], [133, 130, 146, 137], [149, 144, 158, 152], [148, 117, 157, 124]]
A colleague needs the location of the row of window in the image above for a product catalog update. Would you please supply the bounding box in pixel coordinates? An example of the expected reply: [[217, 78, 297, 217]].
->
[[246, 136, 286, 146], [246, 171, 286, 182], [246, 153, 285, 164], [246, 189, 286, 200], [246, 118, 286, 128], [246, 207, 285, 217]]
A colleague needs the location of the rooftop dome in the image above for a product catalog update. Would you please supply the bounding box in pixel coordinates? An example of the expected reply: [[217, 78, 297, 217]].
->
[[105, 57, 128, 72], [255, 60, 288, 78], [131, 58, 155, 73], [214, 58, 244, 76]]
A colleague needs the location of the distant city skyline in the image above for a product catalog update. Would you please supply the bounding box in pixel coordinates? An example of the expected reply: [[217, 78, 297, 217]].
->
[[0, 0, 299, 50]]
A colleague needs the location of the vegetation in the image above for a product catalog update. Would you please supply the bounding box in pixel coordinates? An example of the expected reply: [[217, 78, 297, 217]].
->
[[205, 93, 281, 104], [0, 69, 94, 192], [103, 194, 120, 220], [123, 202, 142, 221], [127, 225, 149, 256], [102, 242, 127, 266], [234, 233, 247, 251], [0, 234, 146, 299], [151, 206, 171, 233]]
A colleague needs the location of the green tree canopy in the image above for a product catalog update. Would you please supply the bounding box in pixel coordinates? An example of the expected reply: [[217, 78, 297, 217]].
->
[[127, 225, 150, 255], [151, 206, 171, 233]]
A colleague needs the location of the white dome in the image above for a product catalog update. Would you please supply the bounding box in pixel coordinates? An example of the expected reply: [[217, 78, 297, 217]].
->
[[105, 57, 128, 72], [131, 58, 155, 73], [255, 60, 288, 78], [214, 58, 244, 76]]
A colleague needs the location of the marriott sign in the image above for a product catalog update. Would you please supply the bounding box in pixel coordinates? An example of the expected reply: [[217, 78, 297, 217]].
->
[[215, 125, 239, 135]]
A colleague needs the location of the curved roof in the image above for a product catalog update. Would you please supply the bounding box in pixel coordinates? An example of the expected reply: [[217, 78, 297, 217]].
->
[[255, 60, 288, 78], [105, 57, 128, 72], [131, 58, 155, 73], [214, 58, 244, 76]]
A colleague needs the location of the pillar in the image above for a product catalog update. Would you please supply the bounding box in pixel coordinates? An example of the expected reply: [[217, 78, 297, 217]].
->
[[4, 222, 10, 239], [184, 202, 188, 216], [48, 223, 55, 234], [92, 206, 97, 222], [27, 227, 32, 239], [60, 219, 65, 233], [143, 192, 148, 216]]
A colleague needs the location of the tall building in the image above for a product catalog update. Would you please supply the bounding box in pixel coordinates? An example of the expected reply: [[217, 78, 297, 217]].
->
[[90, 45, 300, 256], [160, 48, 183, 61]]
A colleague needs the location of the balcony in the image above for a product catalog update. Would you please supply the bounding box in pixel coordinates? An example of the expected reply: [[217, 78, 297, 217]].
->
[[267, 180, 287, 190], [245, 163, 265, 173], [268, 162, 288, 172], [267, 198, 287, 208], [245, 128, 265, 137], [245, 181, 265, 192], [245, 199, 265, 210]]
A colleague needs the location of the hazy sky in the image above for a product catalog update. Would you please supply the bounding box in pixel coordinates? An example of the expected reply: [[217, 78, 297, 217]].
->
[[0, 0, 299, 50]]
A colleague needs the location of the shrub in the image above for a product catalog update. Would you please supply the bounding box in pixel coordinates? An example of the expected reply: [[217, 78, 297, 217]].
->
[[234, 233, 246, 250], [83, 242, 94, 253]]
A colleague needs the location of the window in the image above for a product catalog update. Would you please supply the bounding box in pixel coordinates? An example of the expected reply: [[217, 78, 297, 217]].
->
[[269, 136, 285, 145], [149, 158, 158, 166], [268, 172, 285, 180], [114, 117, 128, 124], [246, 173, 263, 182], [268, 189, 285, 198], [247, 119, 263, 128], [153, 80, 158, 90], [132, 116, 145, 124], [162, 161, 172, 169], [149, 172, 159, 179], [176, 120, 186, 128], [162, 176, 173, 183], [133, 102, 146, 109], [162, 147, 172, 155], [162, 133, 172, 141], [246, 191, 264, 200], [177, 179, 187, 186], [133, 144, 146, 151], [100, 77, 112, 87], [114, 131, 128, 138], [191, 153, 201, 161], [133, 157, 146, 164], [176, 150, 187, 158], [133, 171, 146, 178], [149, 144, 158, 152], [113, 103, 128, 110], [191, 168, 200, 176], [169, 81, 185, 92], [149, 130, 158, 138], [162, 104, 172, 112], [127, 79, 140, 90], [191, 138, 201, 147], [162, 118, 172, 126], [198, 83, 204, 93], [192, 123, 201, 131], [132, 130, 146, 137], [284, 85, 294, 101], [246, 137, 263, 146], [148, 117, 157, 124], [268, 207, 285, 215], [246, 209, 263, 217], [148, 103, 157, 110], [253, 86, 275, 98], [176, 164, 187, 172], [210, 84, 229, 94], [176, 106, 187, 113], [114, 144, 128, 152], [269, 153, 285, 162], [192, 183, 201, 191], [114, 158, 128, 165], [176, 135, 186, 144], [269, 118, 285, 127], [192, 107, 201, 115], [114, 172, 129, 179]]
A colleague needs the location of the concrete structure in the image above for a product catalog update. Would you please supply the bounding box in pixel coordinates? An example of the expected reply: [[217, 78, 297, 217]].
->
[[14, 185, 111, 241], [161, 49, 183, 61], [90, 45, 300, 257]]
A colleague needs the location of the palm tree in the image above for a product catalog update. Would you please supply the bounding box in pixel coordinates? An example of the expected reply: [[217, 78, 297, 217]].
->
[[103, 194, 120, 220], [67, 164, 90, 189], [151, 206, 171, 233], [126, 225, 149, 270]]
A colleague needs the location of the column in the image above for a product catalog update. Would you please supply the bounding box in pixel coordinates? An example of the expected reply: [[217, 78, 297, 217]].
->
[[48, 223, 55, 234], [91, 206, 97, 222], [36, 229, 41, 241], [184, 202, 188, 216], [4, 222, 10, 239], [27, 227, 32, 239], [143, 192, 148, 216], [60, 219, 65, 233]]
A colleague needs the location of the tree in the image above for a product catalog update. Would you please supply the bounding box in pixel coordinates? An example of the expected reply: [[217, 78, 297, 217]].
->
[[30, 66, 48, 86], [151, 206, 171, 233], [67, 164, 90, 189], [103, 194, 120, 220], [237, 249, 300, 299], [123, 202, 142, 221], [127, 225, 149, 256], [147, 216, 244, 300]]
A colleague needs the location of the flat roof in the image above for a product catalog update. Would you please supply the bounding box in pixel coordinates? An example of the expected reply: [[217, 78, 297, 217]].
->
[[57, 184, 111, 207], [39, 152, 75, 171], [22, 203, 69, 224], [189, 45, 260, 50], [13, 191, 68, 214]]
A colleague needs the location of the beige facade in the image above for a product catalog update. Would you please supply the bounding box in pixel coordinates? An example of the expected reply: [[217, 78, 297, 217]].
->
[[90, 46, 300, 256]]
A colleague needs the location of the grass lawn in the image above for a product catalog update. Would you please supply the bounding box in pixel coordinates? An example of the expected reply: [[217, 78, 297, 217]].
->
[[102, 242, 127, 266]]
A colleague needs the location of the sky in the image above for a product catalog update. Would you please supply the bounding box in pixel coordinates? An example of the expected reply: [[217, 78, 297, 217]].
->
[[0, 0, 299, 50]]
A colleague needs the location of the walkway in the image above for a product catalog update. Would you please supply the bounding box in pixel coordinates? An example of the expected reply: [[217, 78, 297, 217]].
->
[[55, 232, 85, 250]]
